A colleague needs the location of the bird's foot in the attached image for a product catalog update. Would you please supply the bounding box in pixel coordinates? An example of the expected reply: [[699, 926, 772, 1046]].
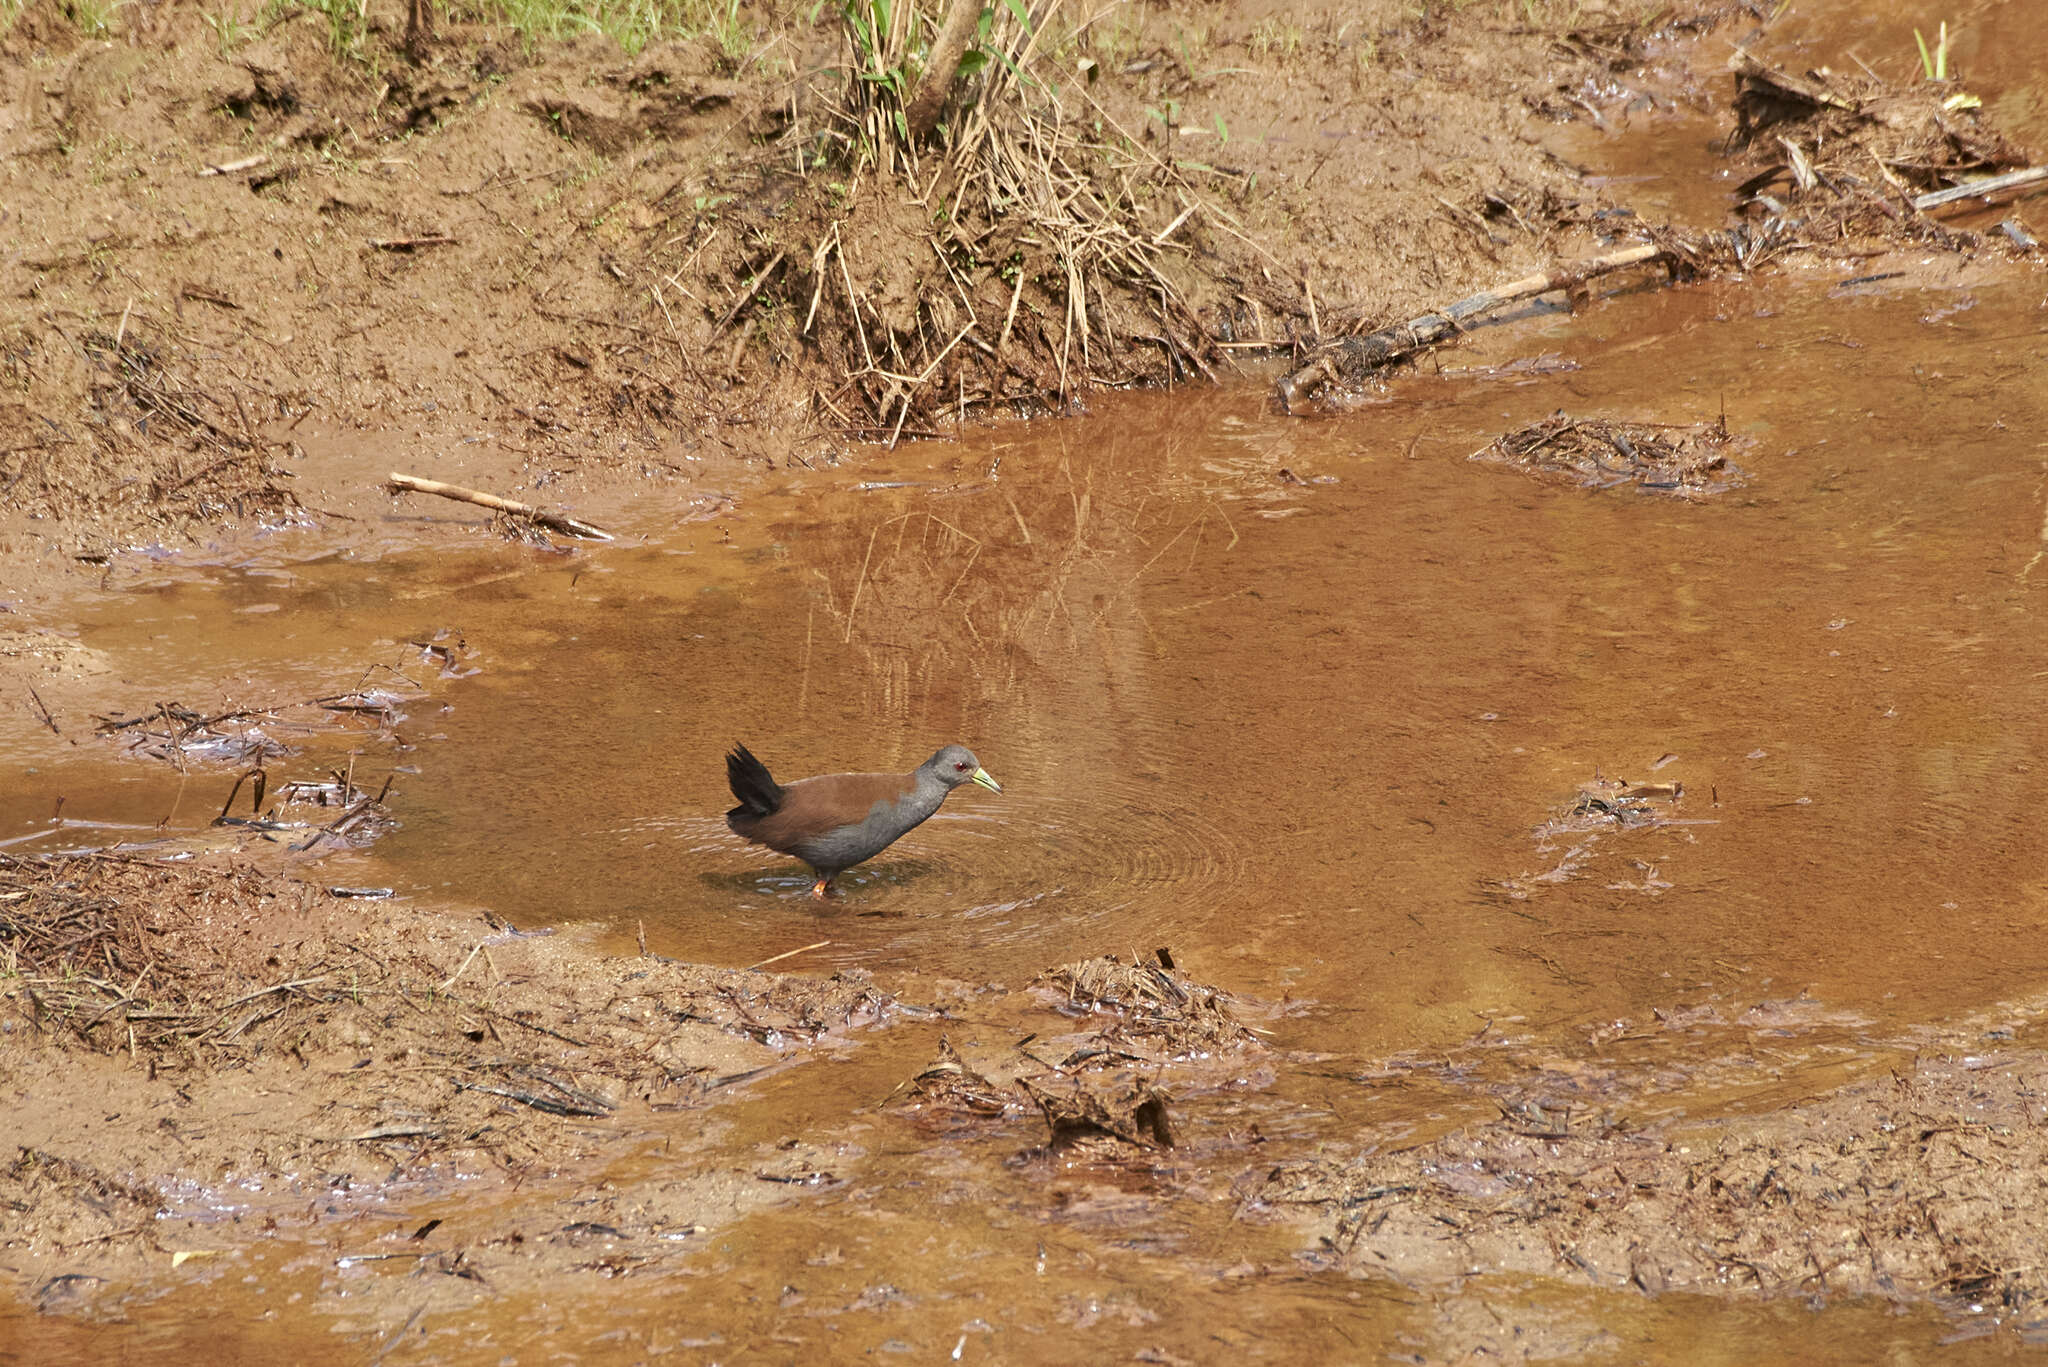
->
[[810, 876, 833, 900]]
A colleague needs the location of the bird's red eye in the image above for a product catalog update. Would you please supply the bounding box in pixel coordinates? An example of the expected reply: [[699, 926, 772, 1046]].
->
[[954, 761, 968, 771]]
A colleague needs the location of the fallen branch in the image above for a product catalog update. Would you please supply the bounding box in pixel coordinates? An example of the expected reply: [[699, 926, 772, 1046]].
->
[[1914, 165, 2048, 211], [386, 472, 614, 541], [1277, 242, 1667, 413], [26, 686, 59, 736], [747, 939, 831, 971]]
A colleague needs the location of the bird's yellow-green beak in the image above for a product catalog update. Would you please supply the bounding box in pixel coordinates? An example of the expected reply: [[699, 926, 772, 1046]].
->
[[970, 767, 1002, 794]]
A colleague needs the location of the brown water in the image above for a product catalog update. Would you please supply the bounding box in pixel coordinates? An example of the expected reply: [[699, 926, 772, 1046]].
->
[[13, 264, 2047, 1361], [50, 271, 2038, 1058]]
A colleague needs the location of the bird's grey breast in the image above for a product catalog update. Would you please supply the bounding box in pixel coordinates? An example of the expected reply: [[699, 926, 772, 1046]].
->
[[794, 787, 943, 870]]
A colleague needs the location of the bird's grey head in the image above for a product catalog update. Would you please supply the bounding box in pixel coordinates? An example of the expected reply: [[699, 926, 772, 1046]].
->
[[924, 744, 1002, 793]]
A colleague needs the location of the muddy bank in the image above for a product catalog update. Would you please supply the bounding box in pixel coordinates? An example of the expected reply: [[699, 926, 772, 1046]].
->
[[1, 0, 1750, 564], [1262, 1041, 2048, 1330], [14, 843, 2048, 1350], [0, 847, 898, 1310]]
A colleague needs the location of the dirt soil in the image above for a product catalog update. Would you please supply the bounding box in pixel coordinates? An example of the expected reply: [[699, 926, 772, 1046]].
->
[[1260, 1040, 2048, 1328], [6, 0, 2048, 1353]]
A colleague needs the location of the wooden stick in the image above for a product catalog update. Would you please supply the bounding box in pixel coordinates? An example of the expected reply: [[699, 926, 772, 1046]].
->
[[439, 940, 486, 992], [387, 472, 614, 541], [1914, 165, 2048, 211], [1727, 49, 1860, 116], [368, 234, 457, 251], [904, 0, 983, 143], [1277, 242, 1665, 413], [712, 249, 787, 336], [199, 154, 267, 177], [748, 940, 830, 971]]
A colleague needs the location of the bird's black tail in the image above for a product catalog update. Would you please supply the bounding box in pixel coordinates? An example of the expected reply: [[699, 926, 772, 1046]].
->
[[725, 743, 784, 820]]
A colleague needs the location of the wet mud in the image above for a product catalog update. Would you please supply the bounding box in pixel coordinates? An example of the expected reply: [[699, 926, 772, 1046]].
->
[[7, 0, 2048, 1362]]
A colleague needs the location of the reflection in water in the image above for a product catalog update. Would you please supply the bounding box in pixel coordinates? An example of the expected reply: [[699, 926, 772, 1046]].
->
[[20, 276, 2048, 1068], [521, 269, 2048, 1071], [10, 264, 2048, 1366]]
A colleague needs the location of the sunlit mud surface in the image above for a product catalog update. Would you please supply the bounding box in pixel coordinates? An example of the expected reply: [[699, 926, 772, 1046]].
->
[[11, 257, 2047, 1360]]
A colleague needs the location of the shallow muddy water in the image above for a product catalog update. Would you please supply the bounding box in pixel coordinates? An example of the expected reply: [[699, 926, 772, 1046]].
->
[[387, 271, 2048, 1090], [36, 268, 2045, 1059], [12, 263, 2048, 1360]]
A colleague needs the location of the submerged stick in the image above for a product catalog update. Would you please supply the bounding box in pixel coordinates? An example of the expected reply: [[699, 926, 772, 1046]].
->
[[1276, 242, 1666, 414], [748, 939, 831, 971], [387, 472, 614, 541]]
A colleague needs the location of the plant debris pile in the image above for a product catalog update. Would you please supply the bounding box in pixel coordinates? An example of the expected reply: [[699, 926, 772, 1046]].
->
[[1014, 953, 1265, 1157], [1034, 952, 1262, 1057], [4, 308, 300, 535], [1471, 413, 1746, 497], [1020, 1072, 1178, 1154], [0, 850, 896, 1152], [892, 954, 1264, 1156], [1546, 775, 1685, 832], [717, 4, 1250, 440], [0, 852, 349, 1060], [1727, 49, 2034, 244], [904, 1034, 1022, 1120]]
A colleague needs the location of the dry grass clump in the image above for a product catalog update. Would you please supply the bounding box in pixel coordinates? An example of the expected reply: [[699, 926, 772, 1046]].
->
[[742, 2, 1237, 438], [0, 852, 338, 1062], [10, 310, 301, 532]]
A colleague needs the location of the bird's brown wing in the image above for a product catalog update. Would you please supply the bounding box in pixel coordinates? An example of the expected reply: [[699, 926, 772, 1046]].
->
[[730, 771, 915, 855]]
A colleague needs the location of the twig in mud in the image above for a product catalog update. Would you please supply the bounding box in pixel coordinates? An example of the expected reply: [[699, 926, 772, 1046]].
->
[[367, 234, 457, 252], [220, 975, 329, 1010], [290, 796, 379, 852], [439, 940, 488, 992], [440, 993, 591, 1048], [1913, 165, 2048, 211], [712, 249, 787, 336], [460, 1071, 614, 1117], [368, 1304, 429, 1367], [386, 472, 613, 542], [215, 767, 268, 822], [26, 687, 59, 736], [177, 284, 240, 311]]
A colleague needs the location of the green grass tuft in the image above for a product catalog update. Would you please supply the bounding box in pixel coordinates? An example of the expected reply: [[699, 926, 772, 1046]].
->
[[472, 0, 755, 57]]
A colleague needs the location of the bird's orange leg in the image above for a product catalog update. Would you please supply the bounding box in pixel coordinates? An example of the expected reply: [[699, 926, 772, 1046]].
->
[[810, 874, 833, 900]]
